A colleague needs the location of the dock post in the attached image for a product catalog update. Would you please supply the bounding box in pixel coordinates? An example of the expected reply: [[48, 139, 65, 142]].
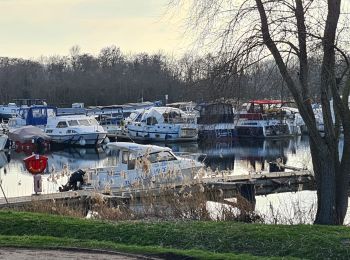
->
[[237, 183, 256, 211]]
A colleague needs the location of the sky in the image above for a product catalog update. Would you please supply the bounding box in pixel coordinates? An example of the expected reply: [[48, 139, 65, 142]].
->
[[0, 0, 349, 60], [0, 0, 190, 59]]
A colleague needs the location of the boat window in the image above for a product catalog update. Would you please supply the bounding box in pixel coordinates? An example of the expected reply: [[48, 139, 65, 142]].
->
[[148, 151, 177, 163], [68, 120, 79, 126], [122, 151, 129, 164], [146, 116, 158, 125], [78, 119, 91, 126], [47, 109, 56, 117], [110, 149, 120, 159], [32, 108, 45, 118], [128, 153, 136, 170], [135, 113, 143, 122], [57, 121, 68, 128]]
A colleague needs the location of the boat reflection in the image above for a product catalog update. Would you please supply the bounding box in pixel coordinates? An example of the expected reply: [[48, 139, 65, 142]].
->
[[163, 136, 307, 173]]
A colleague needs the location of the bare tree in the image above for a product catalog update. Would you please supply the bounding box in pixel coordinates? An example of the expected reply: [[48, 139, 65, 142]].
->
[[175, 0, 350, 224]]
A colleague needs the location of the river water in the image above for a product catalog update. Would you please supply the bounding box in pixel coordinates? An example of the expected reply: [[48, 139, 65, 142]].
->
[[0, 135, 348, 224]]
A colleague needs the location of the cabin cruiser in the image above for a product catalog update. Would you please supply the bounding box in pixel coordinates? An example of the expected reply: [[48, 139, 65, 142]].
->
[[196, 102, 236, 139], [127, 107, 198, 142], [45, 115, 107, 146], [85, 142, 204, 191], [235, 100, 294, 138], [87, 106, 124, 139], [8, 106, 107, 147]]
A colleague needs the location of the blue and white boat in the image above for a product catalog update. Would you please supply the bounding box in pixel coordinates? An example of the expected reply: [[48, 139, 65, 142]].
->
[[0, 99, 46, 121]]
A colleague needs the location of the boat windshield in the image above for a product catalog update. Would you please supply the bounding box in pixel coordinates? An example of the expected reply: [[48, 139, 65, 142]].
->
[[89, 118, 99, 125], [148, 151, 177, 163], [68, 120, 79, 126], [78, 119, 91, 126], [57, 121, 68, 128]]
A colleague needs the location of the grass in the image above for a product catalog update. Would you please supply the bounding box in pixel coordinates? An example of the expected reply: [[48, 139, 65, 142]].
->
[[0, 211, 349, 259]]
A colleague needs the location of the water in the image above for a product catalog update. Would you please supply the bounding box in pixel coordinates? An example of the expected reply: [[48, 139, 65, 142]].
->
[[1, 135, 346, 224]]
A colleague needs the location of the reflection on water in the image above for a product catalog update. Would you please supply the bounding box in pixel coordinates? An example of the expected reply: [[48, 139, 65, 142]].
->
[[0, 137, 311, 197], [0, 136, 332, 223]]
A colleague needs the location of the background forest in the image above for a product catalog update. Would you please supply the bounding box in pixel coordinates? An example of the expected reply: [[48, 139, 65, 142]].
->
[[0, 45, 325, 106]]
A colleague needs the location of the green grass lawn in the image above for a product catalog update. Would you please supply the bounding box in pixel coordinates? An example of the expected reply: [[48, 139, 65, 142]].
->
[[0, 211, 349, 259]]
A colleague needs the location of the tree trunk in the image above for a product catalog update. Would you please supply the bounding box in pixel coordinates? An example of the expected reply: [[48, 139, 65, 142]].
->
[[310, 137, 348, 225]]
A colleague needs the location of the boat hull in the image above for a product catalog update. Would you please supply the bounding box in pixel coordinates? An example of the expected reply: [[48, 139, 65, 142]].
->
[[48, 132, 107, 146], [198, 123, 237, 139], [127, 126, 198, 142]]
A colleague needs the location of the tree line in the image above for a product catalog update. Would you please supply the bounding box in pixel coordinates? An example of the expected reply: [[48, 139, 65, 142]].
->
[[0, 45, 332, 107]]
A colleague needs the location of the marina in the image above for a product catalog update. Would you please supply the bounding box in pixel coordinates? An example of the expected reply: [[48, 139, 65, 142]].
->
[[0, 132, 322, 223]]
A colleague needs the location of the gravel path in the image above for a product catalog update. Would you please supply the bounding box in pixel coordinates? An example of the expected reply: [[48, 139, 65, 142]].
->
[[0, 248, 157, 260]]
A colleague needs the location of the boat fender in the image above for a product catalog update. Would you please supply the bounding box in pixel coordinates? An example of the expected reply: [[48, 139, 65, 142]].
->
[[79, 138, 86, 146]]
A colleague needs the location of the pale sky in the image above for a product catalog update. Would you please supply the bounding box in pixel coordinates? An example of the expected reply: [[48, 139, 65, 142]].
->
[[0, 0, 349, 59], [0, 0, 190, 59]]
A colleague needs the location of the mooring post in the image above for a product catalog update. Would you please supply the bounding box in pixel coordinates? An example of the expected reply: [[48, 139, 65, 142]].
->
[[237, 183, 256, 211]]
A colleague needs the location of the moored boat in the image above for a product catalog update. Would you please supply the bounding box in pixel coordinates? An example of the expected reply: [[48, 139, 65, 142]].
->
[[45, 115, 107, 147], [235, 100, 294, 138], [196, 102, 236, 139], [127, 107, 198, 142], [85, 142, 204, 191]]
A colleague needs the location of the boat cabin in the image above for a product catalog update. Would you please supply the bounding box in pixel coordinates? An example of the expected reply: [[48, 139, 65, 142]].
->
[[8, 106, 57, 128], [107, 142, 178, 171], [196, 102, 234, 124], [240, 100, 291, 120]]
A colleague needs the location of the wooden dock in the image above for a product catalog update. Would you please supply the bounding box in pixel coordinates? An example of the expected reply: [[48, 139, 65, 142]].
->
[[110, 170, 314, 198], [0, 170, 314, 208], [0, 190, 127, 209]]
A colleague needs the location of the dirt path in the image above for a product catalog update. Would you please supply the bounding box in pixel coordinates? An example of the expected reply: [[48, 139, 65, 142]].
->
[[0, 248, 157, 260]]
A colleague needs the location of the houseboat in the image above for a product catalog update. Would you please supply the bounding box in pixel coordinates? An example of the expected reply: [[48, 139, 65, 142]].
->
[[127, 107, 198, 142], [84, 142, 204, 191]]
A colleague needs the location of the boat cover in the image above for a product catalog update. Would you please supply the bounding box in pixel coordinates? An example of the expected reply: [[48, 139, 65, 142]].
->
[[8, 125, 50, 142]]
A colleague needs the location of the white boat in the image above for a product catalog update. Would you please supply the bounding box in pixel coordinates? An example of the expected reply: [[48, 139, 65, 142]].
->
[[8, 106, 107, 147], [235, 100, 294, 138], [127, 107, 198, 142], [85, 142, 204, 191], [45, 115, 107, 146], [0, 103, 19, 120]]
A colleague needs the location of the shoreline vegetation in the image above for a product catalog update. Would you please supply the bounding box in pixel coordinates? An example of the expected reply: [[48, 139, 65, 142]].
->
[[0, 211, 349, 259]]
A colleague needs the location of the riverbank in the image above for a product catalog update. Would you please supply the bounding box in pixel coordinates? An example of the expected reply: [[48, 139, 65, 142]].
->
[[0, 211, 349, 259]]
